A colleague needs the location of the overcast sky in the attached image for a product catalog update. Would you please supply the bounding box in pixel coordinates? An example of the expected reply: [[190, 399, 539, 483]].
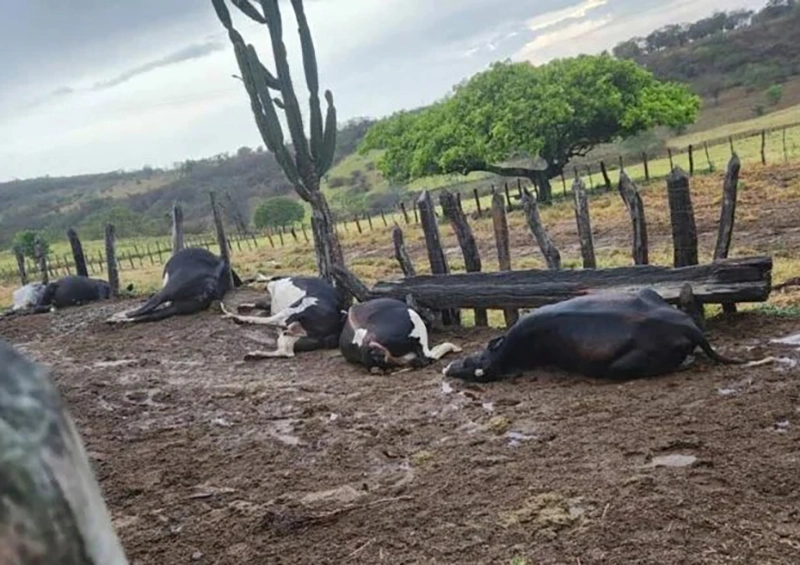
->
[[0, 0, 766, 181]]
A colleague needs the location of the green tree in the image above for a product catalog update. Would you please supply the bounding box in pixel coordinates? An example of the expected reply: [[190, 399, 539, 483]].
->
[[253, 196, 305, 229], [12, 230, 49, 259], [766, 83, 784, 105], [361, 54, 700, 201]]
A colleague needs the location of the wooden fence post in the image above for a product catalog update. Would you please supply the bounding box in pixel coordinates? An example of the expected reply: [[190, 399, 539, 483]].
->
[[172, 201, 184, 255], [783, 127, 789, 163], [33, 238, 48, 285], [210, 192, 234, 288], [491, 189, 518, 328], [688, 144, 695, 176], [13, 246, 27, 285], [521, 189, 561, 270], [504, 183, 514, 211], [104, 224, 119, 296], [417, 190, 459, 326], [618, 171, 649, 265], [760, 129, 767, 166], [440, 189, 487, 326], [392, 226, 416, 278], [713, 154, 742, 314], [66, 228, 89, 277], [473, 188, 483, 217], [599, 160, 612, 192], [704, 142, 714, 171], [642, 152, 650, 181], [666, 167, 698, 268], [354, 215, 362, 234], [667, 148, 674, 171], [572, 177, 596, 269], [399, 202, 410, 225]]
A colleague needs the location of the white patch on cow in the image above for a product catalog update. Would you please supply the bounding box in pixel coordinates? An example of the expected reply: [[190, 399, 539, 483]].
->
[[267, 278, 307, 314], [407, 308, 462, 360], [474, 369, 485, 378], [12, 283, 45, 311], [162, 272, 169, 288], [352, 328, 368, 346], [245, 332, 300, 359]]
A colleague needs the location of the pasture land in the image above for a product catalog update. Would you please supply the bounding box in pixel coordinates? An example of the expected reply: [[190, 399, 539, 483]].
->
[[2, 274, 799, 563], [3, 159, 800, 319]]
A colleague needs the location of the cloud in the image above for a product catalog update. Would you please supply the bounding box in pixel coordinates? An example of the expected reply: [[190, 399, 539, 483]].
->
[[524, 0, 609, 33], [90, 40, 225, 91]]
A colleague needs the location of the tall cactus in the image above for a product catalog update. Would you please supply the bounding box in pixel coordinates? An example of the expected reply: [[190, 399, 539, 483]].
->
[[211, 0, 344, 289]]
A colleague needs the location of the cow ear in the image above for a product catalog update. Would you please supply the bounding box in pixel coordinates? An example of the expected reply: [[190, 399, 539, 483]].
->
[[487, 336, 505, 351]]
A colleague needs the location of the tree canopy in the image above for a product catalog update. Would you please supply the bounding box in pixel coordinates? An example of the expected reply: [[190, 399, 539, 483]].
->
[[253, 196, 305, 229], [360, 54, 700, 200]]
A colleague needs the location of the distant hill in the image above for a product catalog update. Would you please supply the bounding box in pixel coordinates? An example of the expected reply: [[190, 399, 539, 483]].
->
[[0, 118, 376, 247]]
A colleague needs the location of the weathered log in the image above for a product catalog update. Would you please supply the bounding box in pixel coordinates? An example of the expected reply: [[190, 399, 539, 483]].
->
[[67, 228, 89, 278], [332, 265, 371, 303], [392, 226, 416, 277], [171, 201, 184, 256], [666, 167, 699, 268], [417, 190, 458, 325], [210, 191, 234, 288], [714, 154, 742, 314], [618, 171, 649, 265], [440, 190, 487, 326], [34, 237, 49, 285], [370, 256, 772, 310], [13, 245, 27, 285], [521, 189, 561, 270], [104, 224, 119, 296], [572, 177, 596, 269], [0, 340, 128, 564], [491, 189, 518, 327]]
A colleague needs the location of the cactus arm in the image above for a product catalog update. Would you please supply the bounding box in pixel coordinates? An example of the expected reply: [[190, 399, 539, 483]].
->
[[318, 90, 337, 175], [211, 0, 233, 29], [273, 97, 285, 110], [258, 0, 314, 181], [231, 0, 267, 23], [289, 0, 324, 166]]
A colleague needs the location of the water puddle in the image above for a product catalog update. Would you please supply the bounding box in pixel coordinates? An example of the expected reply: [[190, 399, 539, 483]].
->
[[770, 334, 800, 346], [646, 454, 697, 468]]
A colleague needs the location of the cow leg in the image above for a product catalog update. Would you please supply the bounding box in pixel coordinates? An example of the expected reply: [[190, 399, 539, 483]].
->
[[427, 341, 463, 360], [221, 301, 289, 328], [244, 322, 306, 359], [110, 303, 183, 323]]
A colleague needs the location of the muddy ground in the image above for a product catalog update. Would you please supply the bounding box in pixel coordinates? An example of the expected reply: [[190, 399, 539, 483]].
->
[[1, 293, 800, 564]]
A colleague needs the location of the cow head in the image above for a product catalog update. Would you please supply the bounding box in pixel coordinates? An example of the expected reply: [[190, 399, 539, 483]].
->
[[443, 336, 506, 382]]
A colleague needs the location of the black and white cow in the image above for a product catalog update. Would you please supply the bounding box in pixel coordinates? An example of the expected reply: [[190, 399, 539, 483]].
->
[[107, 247, 241, 323], [0, 338, 128, 563], [221, 275, 345, 358], [339, 298, 462, 373], [444, 288, 745, 382], [11, 276, 111, 314]]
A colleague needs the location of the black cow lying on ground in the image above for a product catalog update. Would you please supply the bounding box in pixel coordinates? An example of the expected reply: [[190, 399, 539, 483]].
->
[[340, 298, 462, 373], [10, 276, 112, 314], [107, 247, 241, 323], [0, 339, 128, 563], [221, 275, 345, 358], [444, 289, 745, 382]]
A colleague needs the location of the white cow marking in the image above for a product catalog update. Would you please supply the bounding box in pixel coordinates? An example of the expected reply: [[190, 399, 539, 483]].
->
[[162, 272, 169, 288], [268, 278, 307, 314], [222, 296, 318, 328], [407, 308, 462, 360], [353, 328, 368, 346]]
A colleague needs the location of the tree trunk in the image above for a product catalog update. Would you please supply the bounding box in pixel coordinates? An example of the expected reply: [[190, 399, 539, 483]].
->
[[308, 189, 348, 306], [535, 172, 553, 203]]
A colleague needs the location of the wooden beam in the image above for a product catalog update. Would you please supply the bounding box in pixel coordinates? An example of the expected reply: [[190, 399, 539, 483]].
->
[[572, 177, 596, 269], [714, 153, 742, 314], [67, 228, 89, 278], [104, 224, 119, 296], [521, 189, 561, 269], [618, 171, 649, 265], [171, 201, 184, 255], [491, 189, 518, 328], [392, 226, 416, 278], [417, 190, 459, 325], [666, 167, 699, 268], [440, 189, 487, 326], [370, 256, 772, 310]]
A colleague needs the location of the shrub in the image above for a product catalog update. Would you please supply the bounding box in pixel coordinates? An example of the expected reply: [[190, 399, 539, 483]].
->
[[12, 230, 49, 259]]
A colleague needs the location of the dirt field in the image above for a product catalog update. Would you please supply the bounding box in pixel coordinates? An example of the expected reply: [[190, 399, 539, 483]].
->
[[1, 290, 800, 564]]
